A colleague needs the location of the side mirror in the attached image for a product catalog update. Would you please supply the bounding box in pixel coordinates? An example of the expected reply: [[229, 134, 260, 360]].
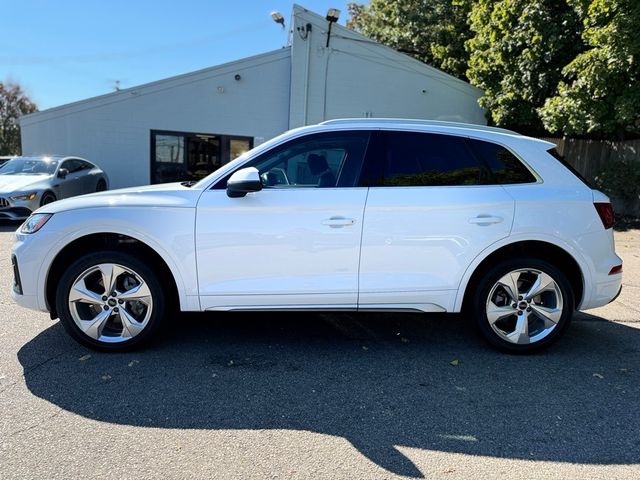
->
[[227, 167, 262, 198], [58, 168, 69, 179]]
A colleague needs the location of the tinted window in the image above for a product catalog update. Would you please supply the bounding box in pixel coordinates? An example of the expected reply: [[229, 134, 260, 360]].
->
[[64, 159, 91, 173], [380, 132, 488, 186], [60, 160, 78, 173], [78, 160, 94, 170], [214, 131, 370, 189], [468, 139, 536, 184]]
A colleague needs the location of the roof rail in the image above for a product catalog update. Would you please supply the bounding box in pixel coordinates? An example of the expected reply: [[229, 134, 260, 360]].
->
[[320, 118, 519, 135]]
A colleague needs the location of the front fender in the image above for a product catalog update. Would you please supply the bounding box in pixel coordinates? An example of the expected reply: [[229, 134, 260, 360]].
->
[[34, 207, 199, 312]]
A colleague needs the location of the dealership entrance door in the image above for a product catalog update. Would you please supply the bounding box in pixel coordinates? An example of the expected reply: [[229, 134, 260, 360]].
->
[[151, 130, 253, 184]]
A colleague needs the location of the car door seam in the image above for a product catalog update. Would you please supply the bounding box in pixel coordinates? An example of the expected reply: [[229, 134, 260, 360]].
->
[[500, 185, 517, 234], [356, 187, 370, 310]]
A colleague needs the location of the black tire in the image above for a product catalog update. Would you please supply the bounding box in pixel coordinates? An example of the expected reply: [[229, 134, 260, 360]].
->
[[471, 257, 574, 353], [40, 191, 57, 206], [96, 179, 107, 192], [55, 250, 166, 351]]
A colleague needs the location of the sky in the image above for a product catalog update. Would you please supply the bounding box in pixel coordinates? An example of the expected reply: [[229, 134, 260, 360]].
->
[[1, 0, 358, 110]]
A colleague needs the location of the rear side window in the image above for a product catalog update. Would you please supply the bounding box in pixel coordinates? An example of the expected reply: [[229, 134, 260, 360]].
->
[[379, 132, 489, 186], [467, 139, 536, 184], [78, 160, 94, 170]]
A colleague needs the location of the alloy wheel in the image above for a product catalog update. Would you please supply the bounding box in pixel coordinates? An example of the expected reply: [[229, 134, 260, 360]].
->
[[67, 263, 153, 343], [485, 268, 563, 345]]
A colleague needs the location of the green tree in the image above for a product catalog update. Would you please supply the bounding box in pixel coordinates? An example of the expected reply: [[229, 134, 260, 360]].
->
[[466, 0, 582, 132], [347, 0, 472, 80], [539, 0, 640, 137], [0, 82, 37, 155]]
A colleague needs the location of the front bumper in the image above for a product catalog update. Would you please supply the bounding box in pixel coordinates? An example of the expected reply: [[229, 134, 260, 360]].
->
[[11, 250, 42, 310], [11, 228, 58, 313], [0, 195, 39, 220], [0, 207, 33, 220], [11, 290, 41, 310]]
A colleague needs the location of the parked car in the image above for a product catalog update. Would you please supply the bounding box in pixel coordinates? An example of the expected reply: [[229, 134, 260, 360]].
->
[[0, 156, 15, 167], [0, 155, 108, 220], [11, 119, 622, 352]]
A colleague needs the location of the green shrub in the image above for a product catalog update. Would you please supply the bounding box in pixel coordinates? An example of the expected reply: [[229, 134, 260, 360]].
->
[[595, 160, 640, 200]]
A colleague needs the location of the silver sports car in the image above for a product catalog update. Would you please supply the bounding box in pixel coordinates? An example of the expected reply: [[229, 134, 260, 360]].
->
[[0, 155, 109, 220]]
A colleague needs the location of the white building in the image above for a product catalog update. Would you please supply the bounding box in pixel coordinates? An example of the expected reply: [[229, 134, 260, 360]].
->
[[20, 5, 485, 189]]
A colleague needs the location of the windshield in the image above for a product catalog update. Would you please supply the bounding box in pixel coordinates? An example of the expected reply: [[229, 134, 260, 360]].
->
[[0, 157, 59, 175]]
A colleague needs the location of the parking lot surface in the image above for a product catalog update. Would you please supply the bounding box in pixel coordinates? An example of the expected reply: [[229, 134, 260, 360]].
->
[[1, 222, 639, 479]]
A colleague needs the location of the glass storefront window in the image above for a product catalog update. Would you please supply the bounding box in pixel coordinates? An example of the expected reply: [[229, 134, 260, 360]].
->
[[154, 135, 185, 184], [151, 131, 252, 184], [230, 138, 251, 160]]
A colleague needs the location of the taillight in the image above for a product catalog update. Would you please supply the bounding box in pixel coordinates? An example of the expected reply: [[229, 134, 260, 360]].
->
[[594, 202, 614, 229]]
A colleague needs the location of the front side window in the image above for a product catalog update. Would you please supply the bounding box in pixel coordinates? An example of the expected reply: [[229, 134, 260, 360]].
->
[[216, 131, 370, 189], [63, 159, 89, 173], [60, 159, 82, 173], [379, 132, 489, 187]]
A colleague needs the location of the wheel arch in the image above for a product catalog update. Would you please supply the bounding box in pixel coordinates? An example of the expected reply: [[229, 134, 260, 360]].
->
[[40, 190, 57, 206], [45, 232, 182, 318], [458, 239, 585, 313]]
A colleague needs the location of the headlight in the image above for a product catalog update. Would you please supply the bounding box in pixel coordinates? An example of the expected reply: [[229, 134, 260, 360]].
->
[[9, 192, 37, 201], [20, 214, 53, 234]]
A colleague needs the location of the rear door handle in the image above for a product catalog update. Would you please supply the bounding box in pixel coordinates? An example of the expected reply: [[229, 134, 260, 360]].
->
[[322, 216, 356, 228], [469, 215, 503, 225]]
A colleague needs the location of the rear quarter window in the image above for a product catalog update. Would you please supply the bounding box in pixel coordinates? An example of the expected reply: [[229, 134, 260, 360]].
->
[[467, 139, 537, 184], [546, 147, 595, 189]]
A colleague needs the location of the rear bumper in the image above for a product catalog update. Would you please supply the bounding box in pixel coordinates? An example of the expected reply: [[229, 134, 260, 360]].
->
[[611, 284, 623, 303], [580, 273, 623, 310]]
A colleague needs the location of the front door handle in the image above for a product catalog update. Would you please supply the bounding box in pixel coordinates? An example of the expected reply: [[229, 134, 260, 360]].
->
[[469, 215, 503, 225], [322, 216, 356, 228]]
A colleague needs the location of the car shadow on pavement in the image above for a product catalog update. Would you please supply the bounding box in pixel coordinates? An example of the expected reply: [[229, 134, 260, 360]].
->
[[17, 311, 640, 478], [0, 220, 21, 233]]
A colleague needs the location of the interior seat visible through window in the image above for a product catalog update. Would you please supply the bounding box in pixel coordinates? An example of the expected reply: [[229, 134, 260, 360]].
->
[[213, 131, 372, 189], [307, 154, 336, 187]]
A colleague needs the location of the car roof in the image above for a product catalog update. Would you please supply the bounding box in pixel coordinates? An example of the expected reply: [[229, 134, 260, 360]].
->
[[321, 118, 518, 135], [10, 155, 90, 162], [316, 118, 555, 148]]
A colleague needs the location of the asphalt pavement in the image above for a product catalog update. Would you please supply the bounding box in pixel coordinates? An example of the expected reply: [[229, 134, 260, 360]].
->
[[1, 221, 639, 479]]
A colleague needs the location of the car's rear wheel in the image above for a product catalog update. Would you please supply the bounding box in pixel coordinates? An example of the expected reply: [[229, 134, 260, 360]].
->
[[472, 258, 574, 353], [96, 179, 107, 192], [56, 251, 166, 351], [40, 191, 56, 206]]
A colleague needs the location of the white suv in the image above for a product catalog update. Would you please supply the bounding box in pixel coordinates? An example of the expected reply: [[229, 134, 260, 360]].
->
[[11, 119, 622, 352]]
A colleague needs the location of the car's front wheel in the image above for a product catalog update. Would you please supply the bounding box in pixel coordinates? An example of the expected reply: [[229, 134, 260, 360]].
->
[[56, 251, 166, 351], [40, 191, 56, 206], [472, 258, 574, 353]]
